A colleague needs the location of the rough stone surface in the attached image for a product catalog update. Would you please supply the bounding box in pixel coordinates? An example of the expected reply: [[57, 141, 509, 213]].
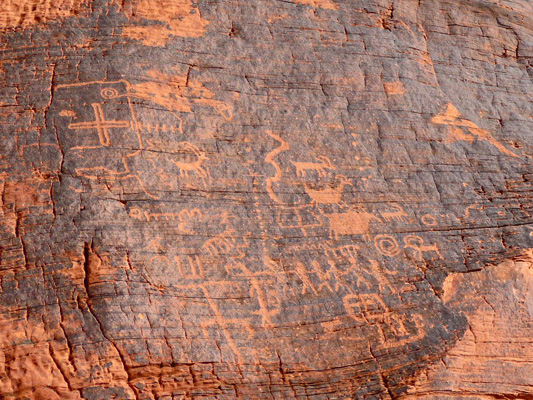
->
[[0, 0, 532, 398]]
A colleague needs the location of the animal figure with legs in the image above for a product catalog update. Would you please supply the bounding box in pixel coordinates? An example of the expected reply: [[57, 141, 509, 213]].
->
[[291, 155, 336, 178]]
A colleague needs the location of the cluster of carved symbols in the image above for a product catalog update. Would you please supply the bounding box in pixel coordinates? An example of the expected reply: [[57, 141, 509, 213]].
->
[[255, 131, 455, 358], [122, 201, 288, 363], [3, 0, 532, 396], [374, 234, 442, 260], [34, 82, 500, 380], [45, 80, 215, 198], [261, 132, 453, 253]]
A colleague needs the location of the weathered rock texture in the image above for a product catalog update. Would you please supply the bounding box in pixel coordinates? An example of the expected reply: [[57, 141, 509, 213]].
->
[[0, 0, 532, 398]]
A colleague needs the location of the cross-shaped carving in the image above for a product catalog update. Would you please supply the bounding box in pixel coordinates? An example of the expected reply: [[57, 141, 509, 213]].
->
[[68, 103, 131, 146]]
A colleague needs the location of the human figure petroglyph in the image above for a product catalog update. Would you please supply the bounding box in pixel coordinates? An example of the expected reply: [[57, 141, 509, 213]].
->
[[304, 175, 352, 206], [291, 155, 336, 178], [403, 235, 442, 260], [322, 207, 381, 239], [287, 242, 358, 262], [380, 204, 409, 223], [294, 261, 335, 296]]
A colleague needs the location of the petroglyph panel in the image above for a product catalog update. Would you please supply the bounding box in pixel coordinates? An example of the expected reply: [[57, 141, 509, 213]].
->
[[0, 0, 532, 398]]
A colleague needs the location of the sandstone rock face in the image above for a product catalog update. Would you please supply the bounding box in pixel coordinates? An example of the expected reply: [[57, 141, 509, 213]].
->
[[0, 0, 532, 399]]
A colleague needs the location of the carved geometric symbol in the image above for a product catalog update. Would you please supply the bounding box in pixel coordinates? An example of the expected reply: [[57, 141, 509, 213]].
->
[[68, 103, 131, 146], [374, 234, 401, 256]]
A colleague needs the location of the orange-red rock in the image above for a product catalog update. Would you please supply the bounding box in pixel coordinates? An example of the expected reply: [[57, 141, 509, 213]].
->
[[0, 0, 532, 398]]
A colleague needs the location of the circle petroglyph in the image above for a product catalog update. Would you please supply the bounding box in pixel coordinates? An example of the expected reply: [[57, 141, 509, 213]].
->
[[374, 234, 401, 257], [421, 214, 438, 226], [101, 87, 120, 99]]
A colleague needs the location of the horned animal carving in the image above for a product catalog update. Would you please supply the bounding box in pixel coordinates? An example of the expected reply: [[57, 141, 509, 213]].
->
[[168, 142, 210, 183], [291, 155, 336, 177], [145, 139, 211, 184]]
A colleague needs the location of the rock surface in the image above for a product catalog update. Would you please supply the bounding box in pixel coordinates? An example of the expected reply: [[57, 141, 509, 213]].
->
[[0, 0, 532, 398]]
